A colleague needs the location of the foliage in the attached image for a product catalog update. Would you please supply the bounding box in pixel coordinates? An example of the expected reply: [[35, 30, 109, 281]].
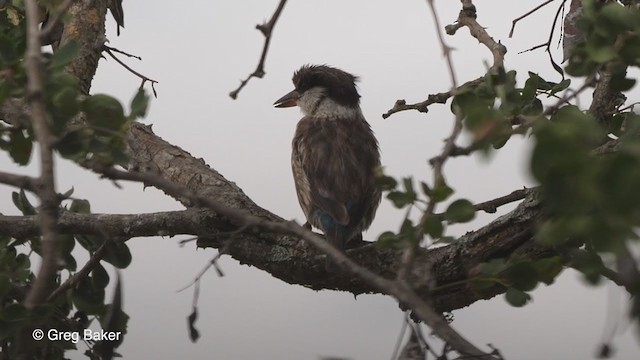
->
[[0, 4, 148, 358], [375, 0, 640, 327]]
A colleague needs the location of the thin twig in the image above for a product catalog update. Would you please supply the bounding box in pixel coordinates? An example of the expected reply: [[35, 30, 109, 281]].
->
[[24, 0, 61, 309], [410, 322, 441, 358], [46, 239, 111, 302], [509, 0, 556, 38], [177, 249, 227, 293], [428, 0, 458, 88], [229, 0, 288, 99], [543, 76, 595, 116], [400, 0, 472, 285], [102, 45, 158, 95], [518, 42, 548, 54], [382, 77, 484, 119], [0, 171, 38, 192], [104, 45, 142, 60], [390, 312, 410, 360], [473, 188, 530, 214], [515, 0, 567, 76]]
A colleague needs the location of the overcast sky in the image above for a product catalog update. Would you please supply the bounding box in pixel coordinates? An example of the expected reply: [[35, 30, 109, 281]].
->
[[1, 1, 639, 359]]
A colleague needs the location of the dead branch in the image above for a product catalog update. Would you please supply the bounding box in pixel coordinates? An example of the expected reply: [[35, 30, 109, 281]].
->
[[229, 0, 288, 99]]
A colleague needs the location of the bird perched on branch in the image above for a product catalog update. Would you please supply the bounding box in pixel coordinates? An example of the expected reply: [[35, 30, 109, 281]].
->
[[274, 64, 381, 258]]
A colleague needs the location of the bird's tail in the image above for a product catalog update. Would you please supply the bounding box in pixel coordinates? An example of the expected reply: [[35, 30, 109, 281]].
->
[[321, 219, 355, 273], [315, 210, 359, 271]]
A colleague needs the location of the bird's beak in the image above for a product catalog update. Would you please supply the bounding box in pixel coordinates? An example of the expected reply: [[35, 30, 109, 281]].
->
[[273, 89, 300, 108]]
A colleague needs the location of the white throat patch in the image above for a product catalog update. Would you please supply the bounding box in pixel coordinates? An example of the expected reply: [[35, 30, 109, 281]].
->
[[298, 86, 362, 119]]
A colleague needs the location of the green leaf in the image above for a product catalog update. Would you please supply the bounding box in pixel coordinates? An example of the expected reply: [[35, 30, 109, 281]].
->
[[398, 218, 418, 245], [0, 303, 28, 321], [376, 231, 398, 248], [444, 199, 476, 223], [586, 43, 616, 63], [72, 278, 105, 315], [98, 300, 128, 350], [521, 72, 539, 101], [83, 94, 126, 131], [423, 215, 444, 239], [375, 174, 397, 191], [48, 41, 79, 70], [0, 274, 10, 299], [69, 199, 91, 214], [608, 113, 626, 137], [63, 254, 77, 272], [610, 75, 636, 92], [431, 183, 454, 203], [549, 79, 571, 96], [534, 257, 564, 285], [129, 88, 149, 119], [565, 47, 599, 77], [386, 191, 415, 208], [8, 130, 32, 165], [505, 260, 539, 291], [60, 187, 74, 199], [481, 259, 507, 275], [601, 3, 639, 31], [505, 288, 531, 307], [402, 177, 416, 198], [31, 304, 55, 322], [51, 87, 80, 118], [12, 254, 31, 281], [75, 234, 102, 253], [12, 189, 36, 216], [56, 129, 87, 159], [419, 181, 431, 196], [492, 133, 511, 149], [521, 98, 543, 116], [569, 249, 604, 284], [92, 264, 110, 289], [58, 234, 75, 256], [103, 242, 132, 269]]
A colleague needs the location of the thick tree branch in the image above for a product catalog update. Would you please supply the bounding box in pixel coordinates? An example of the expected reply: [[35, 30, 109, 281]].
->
[[0, 209, 220, 239], [1, 130, 553, 316], [59, 0, 109, 95], [59, 163, 504, 358]]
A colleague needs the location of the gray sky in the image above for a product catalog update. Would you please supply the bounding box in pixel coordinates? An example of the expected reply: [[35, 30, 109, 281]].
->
[[1, 1, 639, 359]]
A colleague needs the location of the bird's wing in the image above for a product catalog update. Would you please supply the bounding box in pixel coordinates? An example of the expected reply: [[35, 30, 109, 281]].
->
[[293, 136, 350, 226], [293, 117, 379, 227]]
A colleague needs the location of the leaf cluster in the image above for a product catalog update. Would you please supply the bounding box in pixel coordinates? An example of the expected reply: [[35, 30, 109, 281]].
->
[[0, 7, 148, 358]]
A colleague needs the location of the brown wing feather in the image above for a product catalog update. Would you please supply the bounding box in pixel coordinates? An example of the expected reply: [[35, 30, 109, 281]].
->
[[292, 115, 380, 232]]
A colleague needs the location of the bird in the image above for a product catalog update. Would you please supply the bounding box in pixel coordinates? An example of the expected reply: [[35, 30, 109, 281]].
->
[[273, 64, 381, 256]]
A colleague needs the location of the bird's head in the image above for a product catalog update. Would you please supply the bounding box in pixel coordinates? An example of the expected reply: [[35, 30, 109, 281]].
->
[[274, 65, 361, 118]]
